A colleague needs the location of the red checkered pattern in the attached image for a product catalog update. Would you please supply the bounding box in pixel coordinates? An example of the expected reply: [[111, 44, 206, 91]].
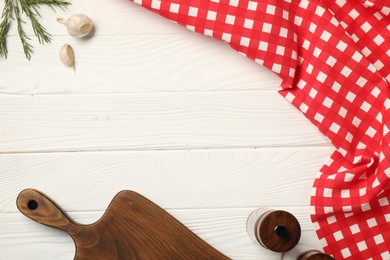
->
[[128, 0, 390, 258]]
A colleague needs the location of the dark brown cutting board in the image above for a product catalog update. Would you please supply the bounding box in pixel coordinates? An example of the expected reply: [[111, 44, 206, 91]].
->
[[17, 189, 230, 260]]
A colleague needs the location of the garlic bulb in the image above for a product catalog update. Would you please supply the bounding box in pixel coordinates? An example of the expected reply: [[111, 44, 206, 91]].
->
[[59, 44, 75, 68], [57, 14, 93, 38]]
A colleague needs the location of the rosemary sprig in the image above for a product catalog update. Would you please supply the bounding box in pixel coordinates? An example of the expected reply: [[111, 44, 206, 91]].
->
[[19, 0, 51, 44], [0, 0, 71, 60], [28, 0, 70, 12], [0, 0, 12, 58], [13, 1, 33, 60]]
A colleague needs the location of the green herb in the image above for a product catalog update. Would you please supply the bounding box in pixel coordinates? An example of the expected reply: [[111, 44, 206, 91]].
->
[[0, 0, 12, 58], [0, 0, 71, 60]]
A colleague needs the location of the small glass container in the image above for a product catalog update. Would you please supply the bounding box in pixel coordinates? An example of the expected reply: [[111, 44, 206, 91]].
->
[[246, 208, 301, 252]]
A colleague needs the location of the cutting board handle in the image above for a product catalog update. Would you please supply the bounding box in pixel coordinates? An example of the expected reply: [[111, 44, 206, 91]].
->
[[17, 189, 78, 233]]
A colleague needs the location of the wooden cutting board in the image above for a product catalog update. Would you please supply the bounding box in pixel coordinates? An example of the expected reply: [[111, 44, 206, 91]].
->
[[17, 189, 229, 260]]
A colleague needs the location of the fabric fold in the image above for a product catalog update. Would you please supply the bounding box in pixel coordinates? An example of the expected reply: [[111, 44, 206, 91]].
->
[[128, 0, 390, 258], [358, 0, 390, 15]]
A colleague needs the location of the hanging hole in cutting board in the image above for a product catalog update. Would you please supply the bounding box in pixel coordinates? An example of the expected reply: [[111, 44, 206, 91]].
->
[[27, 200, 38, 210]]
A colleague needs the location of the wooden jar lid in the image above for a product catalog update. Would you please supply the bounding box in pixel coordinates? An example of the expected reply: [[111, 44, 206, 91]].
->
[[300, 251, 334, 260], [256, 210, 301, 252]]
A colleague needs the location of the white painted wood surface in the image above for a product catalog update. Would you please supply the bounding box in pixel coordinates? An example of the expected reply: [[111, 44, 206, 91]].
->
[[0, 0, 332, 259]]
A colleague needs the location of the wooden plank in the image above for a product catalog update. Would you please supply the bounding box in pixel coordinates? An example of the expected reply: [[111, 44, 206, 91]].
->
[[0, 208, 323, 260], [0, 35, 280, 94], [0, 148, 332, 212], [1, 0, 192, 36], [0, 92, 329, 153]]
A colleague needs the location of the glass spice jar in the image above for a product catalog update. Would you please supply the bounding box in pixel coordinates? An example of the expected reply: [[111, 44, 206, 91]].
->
[[246, 208, 301, 252]]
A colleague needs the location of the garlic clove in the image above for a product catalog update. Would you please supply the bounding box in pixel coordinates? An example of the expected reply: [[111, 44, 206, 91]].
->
[[80, 22, 93, 36], [57, 14, 93, 38], [59, 44, 75, 68]]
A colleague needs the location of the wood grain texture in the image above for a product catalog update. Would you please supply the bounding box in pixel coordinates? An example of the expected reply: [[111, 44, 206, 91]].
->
[[0, 148, 332, 212], [17, 189, 229, 260], [0, 35, 280, 94], [0, 92, 329, 153], [1, 149, 329, 258], [0, 208, 322, 260], [0, 0, 191, 36], [1, 0, 280, 94]]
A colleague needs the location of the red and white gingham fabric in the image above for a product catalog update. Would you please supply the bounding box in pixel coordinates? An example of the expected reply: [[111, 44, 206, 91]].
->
[[128, 0, 390, 258]]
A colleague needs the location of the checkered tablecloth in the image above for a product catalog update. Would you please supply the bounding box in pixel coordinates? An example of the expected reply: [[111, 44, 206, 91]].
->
[[128, 0, 390, 258]]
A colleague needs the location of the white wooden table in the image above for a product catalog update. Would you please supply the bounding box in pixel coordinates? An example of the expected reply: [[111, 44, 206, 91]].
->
[[0, 0, 333, 259]]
